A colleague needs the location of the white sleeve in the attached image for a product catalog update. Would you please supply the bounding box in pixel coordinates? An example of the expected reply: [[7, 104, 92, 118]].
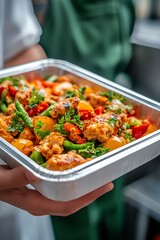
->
[[3, 0, 42, 61]]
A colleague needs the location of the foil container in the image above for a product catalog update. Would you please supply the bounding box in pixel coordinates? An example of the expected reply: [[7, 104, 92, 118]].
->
[[0, 59, 160, 201]]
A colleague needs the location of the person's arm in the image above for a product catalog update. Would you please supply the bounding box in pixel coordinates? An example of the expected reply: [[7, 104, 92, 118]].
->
[[0, 165, 113, 216], [4, 44, 46, 68]]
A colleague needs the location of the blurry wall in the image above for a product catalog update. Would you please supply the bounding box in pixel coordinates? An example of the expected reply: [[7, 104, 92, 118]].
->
[[128, 0, 160, 102], [124, 0, 160, 184]]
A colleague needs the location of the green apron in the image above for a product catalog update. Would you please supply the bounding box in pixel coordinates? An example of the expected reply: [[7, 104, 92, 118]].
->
[[40, 0, 135, 239]]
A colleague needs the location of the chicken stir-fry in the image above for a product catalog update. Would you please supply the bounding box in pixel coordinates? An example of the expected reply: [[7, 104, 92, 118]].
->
[[0, 74, 157, 171]]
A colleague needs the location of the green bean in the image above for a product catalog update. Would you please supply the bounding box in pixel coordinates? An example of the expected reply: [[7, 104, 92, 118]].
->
[[63, 140, 90, 151], [1, 89, 7, 103], [15, 100, 33, 128], [40, 103, 55, 116], [0, 101, 7, 114], [30, 150, 44, 165]]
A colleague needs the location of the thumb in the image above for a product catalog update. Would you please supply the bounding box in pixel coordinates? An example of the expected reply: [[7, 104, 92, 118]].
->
[[0, 165, 39, 191]]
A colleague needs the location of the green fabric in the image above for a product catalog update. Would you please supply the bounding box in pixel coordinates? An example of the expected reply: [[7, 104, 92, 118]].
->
[[40, 0, 135, 80], [40, 0, 135, 239], [51, 178, 125, 240]]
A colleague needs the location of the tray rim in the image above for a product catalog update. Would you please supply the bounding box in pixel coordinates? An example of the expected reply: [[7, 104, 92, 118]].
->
[[0, 59, 160, 182]]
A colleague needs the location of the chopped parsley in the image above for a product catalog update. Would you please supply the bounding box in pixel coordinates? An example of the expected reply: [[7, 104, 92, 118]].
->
[[100, 90, 126, 103], [65, 90, 77, 98], [54, 107, 84, 135], [0, 75, 24, 86], [107, 116, 117, 127], [34, 120, 50, 139], [65, 87, 86, 100], [78, 87, 86, 100], [123, 132, 133, 141], [78, 142, 110, 158], [122, 122, 130, 130], [29, 89, 44, 108], [8, 113, 25, 133]]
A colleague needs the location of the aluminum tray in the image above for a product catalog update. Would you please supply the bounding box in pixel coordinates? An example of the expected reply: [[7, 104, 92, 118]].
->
[[0, 59, 160, 201]]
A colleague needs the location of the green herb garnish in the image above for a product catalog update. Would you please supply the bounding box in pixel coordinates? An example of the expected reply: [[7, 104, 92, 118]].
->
[[100, 91, 126, 103], [34, 120, 50, 139], [8, 114, 25, 133], [29, 89, 44, 108]]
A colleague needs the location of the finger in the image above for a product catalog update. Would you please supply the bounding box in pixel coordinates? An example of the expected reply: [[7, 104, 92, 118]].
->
[[0, 182, 114, 216], [0, 165, 39, 191]]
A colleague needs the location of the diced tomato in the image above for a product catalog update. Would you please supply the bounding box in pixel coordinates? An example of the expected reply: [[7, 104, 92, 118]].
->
[[42, 81, 55, 88], [132, 122, 150, 139], [94, 106, 105, 115], [79, 110, 94, 120], [64, 123, 82, 135], [37, 102, 49, 113], [28, 102, 49, 117], [28, 107, 37, 117], [69, 134, 87, 144], [9, 85, 18, 97], [0, 87, 5, 99]]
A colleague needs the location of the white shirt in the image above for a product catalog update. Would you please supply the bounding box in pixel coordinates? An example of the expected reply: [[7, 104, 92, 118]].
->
[[0, 1, 55, 240], [0, 0, 42, 68]]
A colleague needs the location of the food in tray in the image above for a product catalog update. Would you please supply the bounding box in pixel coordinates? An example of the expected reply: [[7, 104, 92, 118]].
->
[[0, 74, 157, 171]]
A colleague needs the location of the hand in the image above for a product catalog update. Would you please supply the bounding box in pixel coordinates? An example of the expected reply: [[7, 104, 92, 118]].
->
[[0, 165, 113, 216]]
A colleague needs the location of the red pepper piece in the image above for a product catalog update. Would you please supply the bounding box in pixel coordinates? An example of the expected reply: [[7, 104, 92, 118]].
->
[[132, 122, 150, 139], [9, 85, 18, 97], [64, 122, 86, 143], [42, 81, 55, 88], [28, 102, 49, 117], [79, 110, 94, 120], [64, 122, 82, 135], [94, 106, 105, 115], [28, 107, 37, 117], [36, 102, 49, 114], [0, 87, 5, 99]]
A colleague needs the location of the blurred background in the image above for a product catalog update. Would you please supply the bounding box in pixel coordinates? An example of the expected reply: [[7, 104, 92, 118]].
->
[[123, 1, 160, 240]]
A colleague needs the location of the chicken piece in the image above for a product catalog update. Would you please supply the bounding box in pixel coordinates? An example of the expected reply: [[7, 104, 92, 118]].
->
[[0, 117, 14, 143], [83, 113, 115, 142], [52, 82, 74, 96], [83, 121, 113, 142], [51, 97, 80, 119], [37, 132, 64, 159], [15, 88, 31, 107], [86, 93, 108, 108], [56, 75, 71, 82], [46, 151, 87, 171], [6, 103, 16, 116], [18, 127, 35, 141]]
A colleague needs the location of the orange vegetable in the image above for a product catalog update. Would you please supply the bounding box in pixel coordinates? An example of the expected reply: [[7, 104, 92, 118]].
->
[[64, 123, 82, 135], [103, 136, 125, 151], [77, 100, 94, 111], [33, 116, 56, 140], [84, 86, 94, 94], [11, 139, 33, 155], [142, 124, 157, 136]]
